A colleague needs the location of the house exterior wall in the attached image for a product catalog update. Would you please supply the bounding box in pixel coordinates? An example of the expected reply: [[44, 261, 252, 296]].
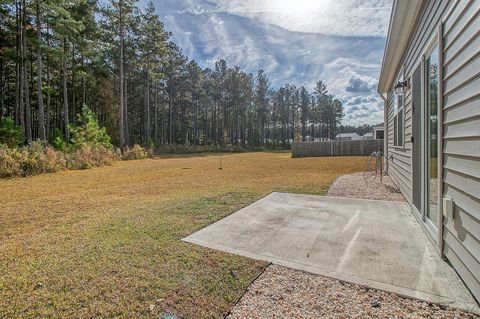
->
[[387, 89, 413, 204], [441, 0, 480, 301], [387, 0, 454, 205], [385, 0, 480, 302]]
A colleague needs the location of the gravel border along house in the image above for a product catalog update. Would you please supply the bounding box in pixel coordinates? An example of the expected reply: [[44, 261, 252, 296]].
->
[[227, 173, 479, 318]]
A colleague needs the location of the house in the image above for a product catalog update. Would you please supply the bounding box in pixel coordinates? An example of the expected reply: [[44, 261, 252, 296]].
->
[[362, 133, 374, 140], [372, 123, 385, 140], [335, 132, 362, 141], [378, 0, 480, 302]]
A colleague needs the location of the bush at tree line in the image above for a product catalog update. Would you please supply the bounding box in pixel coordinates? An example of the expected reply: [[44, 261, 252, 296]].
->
[[0, 107, 152, 178]]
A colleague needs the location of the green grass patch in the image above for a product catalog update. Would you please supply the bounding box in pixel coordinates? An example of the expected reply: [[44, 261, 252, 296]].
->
[[0, 153, 366, 318]]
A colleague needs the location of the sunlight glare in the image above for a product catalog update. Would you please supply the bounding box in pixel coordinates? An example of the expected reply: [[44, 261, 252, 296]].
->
[[273, 0, 327, 13]]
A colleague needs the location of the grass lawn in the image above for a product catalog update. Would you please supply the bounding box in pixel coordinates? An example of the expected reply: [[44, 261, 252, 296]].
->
[[0, 152, 366, 318]]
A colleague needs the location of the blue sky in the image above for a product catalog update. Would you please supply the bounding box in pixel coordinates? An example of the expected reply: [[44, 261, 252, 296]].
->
[[147, 0, 392, 126]]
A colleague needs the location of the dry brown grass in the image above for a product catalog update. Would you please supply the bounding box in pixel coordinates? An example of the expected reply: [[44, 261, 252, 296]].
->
[[0, 152, 366, 318]]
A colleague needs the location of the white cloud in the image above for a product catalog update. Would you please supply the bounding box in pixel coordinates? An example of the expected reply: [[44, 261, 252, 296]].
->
[[345, 74, 377, 93], [210, 15, 224, 25], [319, 57, 384, 125], [171, 0, 392, 37], [149, 0, 390, 126]]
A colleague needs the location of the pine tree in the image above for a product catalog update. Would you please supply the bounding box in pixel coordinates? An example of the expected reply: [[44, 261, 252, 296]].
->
[[255, 70, 269, 145], [0, 1, 346, 150]]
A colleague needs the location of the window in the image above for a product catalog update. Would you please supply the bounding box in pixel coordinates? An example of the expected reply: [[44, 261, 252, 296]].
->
[[375, 129, 384, 140], [393, 87, 404, 147], [426, 43, 439, 226]]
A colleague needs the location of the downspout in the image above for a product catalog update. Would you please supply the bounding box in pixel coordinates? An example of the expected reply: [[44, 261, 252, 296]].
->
[[380, 92, 388, 174]]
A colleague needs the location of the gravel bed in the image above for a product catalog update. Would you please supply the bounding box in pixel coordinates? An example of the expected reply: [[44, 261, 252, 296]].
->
[[227, 173, 478, 318], [327, 172, 405, 202], [228, 265, 479, 319]]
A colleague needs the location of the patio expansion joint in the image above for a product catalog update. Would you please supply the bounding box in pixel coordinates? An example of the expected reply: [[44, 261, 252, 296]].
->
[[183, 193, 480, 314]]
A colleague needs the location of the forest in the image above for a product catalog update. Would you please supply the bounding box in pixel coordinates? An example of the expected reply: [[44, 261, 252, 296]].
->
[[0, 0, 345, 150]]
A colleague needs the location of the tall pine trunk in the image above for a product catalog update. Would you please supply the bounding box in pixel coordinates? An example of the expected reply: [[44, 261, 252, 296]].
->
[[0, 58, 3, 118], [62, 37, 69, 141], [36, 1, 46, 141], [154, 83, 158, 146], [14, 0, 21, 127], [71, 44, 76, 123], [144, 70, 150, 144], [168, 82, 173, 144], [124, 73, 129, 146], [212, 101, 217, 144], [45, 26, 51, 139], [204, 102, 208, 145], [22, 0, 32, 143], [194, 95, 198, 145], [46, 61, 50, 139], [118, 9, 125, 149], [81, 55, 86, 107], [162, 95, 166, 144]]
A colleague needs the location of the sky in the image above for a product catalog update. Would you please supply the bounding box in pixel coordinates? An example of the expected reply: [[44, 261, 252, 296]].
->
[[147, 0, 393, 126]]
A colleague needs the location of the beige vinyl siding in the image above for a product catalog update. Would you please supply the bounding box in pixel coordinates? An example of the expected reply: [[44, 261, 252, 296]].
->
[[442, 0, 480, 301], [387, 89, 413, 203], [386, 0, 480, 301], [386, 0, 453, 206], [386, 0, 452, 205]]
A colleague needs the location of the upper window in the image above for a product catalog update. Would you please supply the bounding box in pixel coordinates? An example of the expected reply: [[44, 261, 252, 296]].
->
[[393, 83, 405, 147], [427, 45, 439, 144]]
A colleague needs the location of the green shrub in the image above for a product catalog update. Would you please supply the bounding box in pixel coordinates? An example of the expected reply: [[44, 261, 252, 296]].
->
[[0, 117, 23, 147], [0, 108, 153, 179], [58, 106, 118, 171], [52, 128, 68, 151], [70, 106, 113, 149]]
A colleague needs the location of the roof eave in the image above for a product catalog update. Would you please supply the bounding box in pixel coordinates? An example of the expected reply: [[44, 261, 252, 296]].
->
[[377, 0, 426, 94]]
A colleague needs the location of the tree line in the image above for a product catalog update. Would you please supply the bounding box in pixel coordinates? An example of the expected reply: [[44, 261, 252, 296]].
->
[[0, 0, 344, 150]]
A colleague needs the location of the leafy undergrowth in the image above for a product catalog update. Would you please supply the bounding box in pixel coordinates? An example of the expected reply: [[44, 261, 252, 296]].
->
[[0, 152, 366, 318]]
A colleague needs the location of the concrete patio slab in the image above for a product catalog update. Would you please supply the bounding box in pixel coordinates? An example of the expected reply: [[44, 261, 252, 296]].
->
[[183, 192, 479, 313]]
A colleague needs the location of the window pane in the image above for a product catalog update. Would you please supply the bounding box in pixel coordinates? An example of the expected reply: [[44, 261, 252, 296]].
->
[[427, 44, 439, 227], [394, 114, 398, 146], [393, 93, 398, 113], [392, 93, 403, 147], [398, 111, 403, 146]]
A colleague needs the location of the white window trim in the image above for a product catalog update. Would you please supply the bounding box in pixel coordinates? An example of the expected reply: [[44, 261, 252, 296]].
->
[[392, 77, 405, 149]]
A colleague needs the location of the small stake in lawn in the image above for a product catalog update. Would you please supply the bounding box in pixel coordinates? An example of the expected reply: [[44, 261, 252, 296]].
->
[[219, 158, 223, 170]]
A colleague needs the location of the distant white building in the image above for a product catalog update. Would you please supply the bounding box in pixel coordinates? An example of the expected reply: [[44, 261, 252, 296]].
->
[[304, 136, 332, 142], [362, 133, 374, 140], [372, 123, 385, 140], [335, 133, 362, 141]]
